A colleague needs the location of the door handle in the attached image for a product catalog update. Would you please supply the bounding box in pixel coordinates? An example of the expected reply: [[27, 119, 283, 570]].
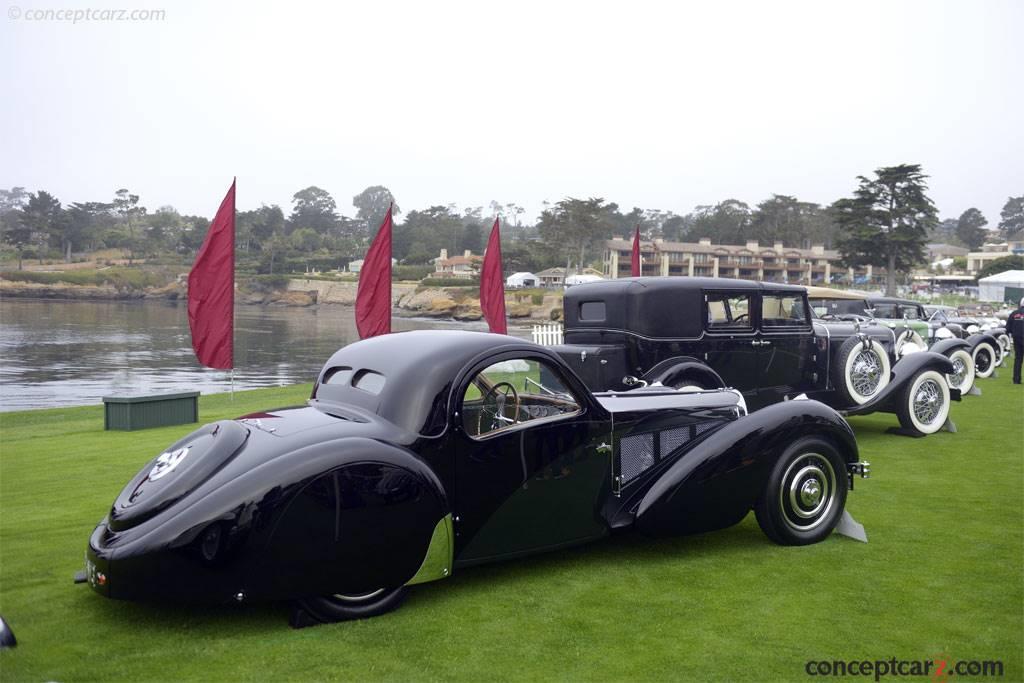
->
[[750, 340, 760, 347], [762, 340, 772, 346]]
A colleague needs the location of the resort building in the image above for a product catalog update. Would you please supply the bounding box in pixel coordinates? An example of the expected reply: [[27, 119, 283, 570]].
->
[[966, 232, 1024, 274], [602, 237, 871, 284]]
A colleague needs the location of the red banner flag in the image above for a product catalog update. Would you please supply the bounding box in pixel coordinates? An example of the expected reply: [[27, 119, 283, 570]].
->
[[631, 224, 641, 277], [356, 205, 393, 338], [187, 179, 235, 369], [480, 218, 507, 335]]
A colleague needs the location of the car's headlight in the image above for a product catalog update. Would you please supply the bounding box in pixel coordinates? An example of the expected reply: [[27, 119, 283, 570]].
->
[[966, 324, 979, 334]]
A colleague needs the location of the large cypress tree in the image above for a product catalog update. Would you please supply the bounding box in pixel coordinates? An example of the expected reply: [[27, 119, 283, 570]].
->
[[834, 164, 938, 295]]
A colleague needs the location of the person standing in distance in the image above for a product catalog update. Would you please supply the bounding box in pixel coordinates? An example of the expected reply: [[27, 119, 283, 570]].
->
[[1007, 296, 1024, 384]]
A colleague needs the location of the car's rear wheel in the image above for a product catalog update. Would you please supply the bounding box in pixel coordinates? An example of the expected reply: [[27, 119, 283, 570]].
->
[[896, 369, 950, 435], [755, 437, 848, 546], [973, 342, 997, 379], [296, 586, 407, 623], [668, 378, 707, 392], [944, 348, 975, 395], [833, 337, 891, 405]]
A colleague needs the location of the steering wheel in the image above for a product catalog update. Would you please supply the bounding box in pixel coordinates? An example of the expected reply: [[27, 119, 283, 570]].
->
[[478, 382, 521, 434], [733, 313, 749, 323]]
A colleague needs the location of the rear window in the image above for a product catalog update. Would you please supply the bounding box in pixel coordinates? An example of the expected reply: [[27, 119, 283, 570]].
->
[[322, 366, 353, 385], [762, 294, 808, 327], [579, 301, 606, 321], [352, 369, 386, 395]]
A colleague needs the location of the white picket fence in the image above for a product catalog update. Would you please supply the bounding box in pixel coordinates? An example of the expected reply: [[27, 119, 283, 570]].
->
[[531, 322, 564, 346]]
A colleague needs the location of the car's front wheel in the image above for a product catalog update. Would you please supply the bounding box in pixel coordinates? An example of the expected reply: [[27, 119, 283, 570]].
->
[[833, 337, 891, 405], [755, 437, 848, 546], [296, 587, 407, 624], [944, 348, 976, 395], [973, 342, 997, 379], [896, 369, 950, 435]]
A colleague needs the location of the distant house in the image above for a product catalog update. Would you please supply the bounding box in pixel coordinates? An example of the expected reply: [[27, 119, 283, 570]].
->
[[506, 272, 538, 288], [926, 243, 969, 262], [432, 249, 483, 279], [536, 267, 566, 287]]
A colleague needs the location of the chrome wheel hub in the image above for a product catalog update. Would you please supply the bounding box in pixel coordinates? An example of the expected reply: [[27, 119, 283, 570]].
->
[[780, 454, 837, 531], [949, 358, 966, 388], [913, 379, 942, 425], [851, 350, 882, 396]]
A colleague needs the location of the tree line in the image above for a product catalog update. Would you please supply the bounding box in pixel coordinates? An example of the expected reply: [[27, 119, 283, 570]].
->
[[2, 170, 1022, 289]]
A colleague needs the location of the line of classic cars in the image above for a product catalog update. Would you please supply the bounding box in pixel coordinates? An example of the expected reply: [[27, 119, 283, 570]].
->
[[80, 277, 1009, 626]]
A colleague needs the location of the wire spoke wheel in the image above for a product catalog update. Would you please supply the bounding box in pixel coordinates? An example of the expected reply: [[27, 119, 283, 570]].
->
[[948, 357, 966, 389], [850, 349, 883, 397], [912, 378, 943, 426]]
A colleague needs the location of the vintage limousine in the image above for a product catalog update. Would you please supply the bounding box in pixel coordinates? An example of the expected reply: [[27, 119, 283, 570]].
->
[[555, 278, 963, 436]]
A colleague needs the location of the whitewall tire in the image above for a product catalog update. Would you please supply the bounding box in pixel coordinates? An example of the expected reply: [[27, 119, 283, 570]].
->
[[833, 338, 891, 405], [944, 348, 975, 395], [897, 370, 951, 435], [973, 343, 997, 379]]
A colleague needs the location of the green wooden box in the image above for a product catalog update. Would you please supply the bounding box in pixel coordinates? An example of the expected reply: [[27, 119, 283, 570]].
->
[[103, 391, 200, 431]]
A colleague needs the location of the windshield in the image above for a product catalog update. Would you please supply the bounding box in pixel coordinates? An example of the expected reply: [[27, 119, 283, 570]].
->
[[810, 298, 867, 318]]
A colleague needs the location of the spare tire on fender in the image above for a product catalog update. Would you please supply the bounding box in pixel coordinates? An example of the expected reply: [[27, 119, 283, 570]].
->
[[832, 336, 891, 405]]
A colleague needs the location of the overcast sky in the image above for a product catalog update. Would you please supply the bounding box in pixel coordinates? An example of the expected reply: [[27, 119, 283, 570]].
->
[[2, 0, 1021, 230]]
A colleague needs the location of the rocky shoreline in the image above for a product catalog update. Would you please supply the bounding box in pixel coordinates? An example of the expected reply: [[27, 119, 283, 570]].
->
[[0, 277, 564, 321]]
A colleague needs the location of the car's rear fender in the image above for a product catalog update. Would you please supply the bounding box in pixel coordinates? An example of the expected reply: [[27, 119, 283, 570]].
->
[[633, 400, 858, 537], [92, 437, 448, 603], [643, 357, 727, 390]]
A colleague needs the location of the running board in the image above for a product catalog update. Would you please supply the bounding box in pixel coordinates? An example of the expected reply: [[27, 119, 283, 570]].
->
[[835, 510, 867, 543]]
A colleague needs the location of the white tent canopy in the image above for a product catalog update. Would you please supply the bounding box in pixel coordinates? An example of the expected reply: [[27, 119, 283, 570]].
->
[[977, 269, 1024, 302], [565, 274, 604, 286], [506, 272, 538, 288]]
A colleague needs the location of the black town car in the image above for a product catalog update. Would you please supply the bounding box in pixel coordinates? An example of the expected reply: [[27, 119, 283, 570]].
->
[[82, 330, 869, 626], [556, 278, 962, 436]]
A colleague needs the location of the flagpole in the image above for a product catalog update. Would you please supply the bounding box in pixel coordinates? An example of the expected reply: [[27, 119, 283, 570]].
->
[[231, 177, 236, 401]]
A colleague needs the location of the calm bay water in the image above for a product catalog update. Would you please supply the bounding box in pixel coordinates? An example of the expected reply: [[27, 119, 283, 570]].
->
[[0, 299, 529, 412]]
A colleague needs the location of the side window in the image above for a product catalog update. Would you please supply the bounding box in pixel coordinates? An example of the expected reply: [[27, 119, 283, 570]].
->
[[899, 305, 923, 320], [762, 294, 808, 328], [462, 358, 581, 438], [872, 303, 898, 318], [705, 292, 752, 330]]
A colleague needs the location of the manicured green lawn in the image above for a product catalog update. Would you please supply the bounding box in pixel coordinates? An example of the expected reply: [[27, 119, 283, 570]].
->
[[1, 375, 1021, 682]]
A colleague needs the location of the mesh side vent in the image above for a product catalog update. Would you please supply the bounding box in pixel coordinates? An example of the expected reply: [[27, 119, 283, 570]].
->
[[660, 426, 691, 457], [694, 421, 720, 437], [620, 433, 655, 484]]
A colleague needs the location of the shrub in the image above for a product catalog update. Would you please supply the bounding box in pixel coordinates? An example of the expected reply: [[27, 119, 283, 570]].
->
[[977, 255, 1024, 280], [420, 278, 480, 288]]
